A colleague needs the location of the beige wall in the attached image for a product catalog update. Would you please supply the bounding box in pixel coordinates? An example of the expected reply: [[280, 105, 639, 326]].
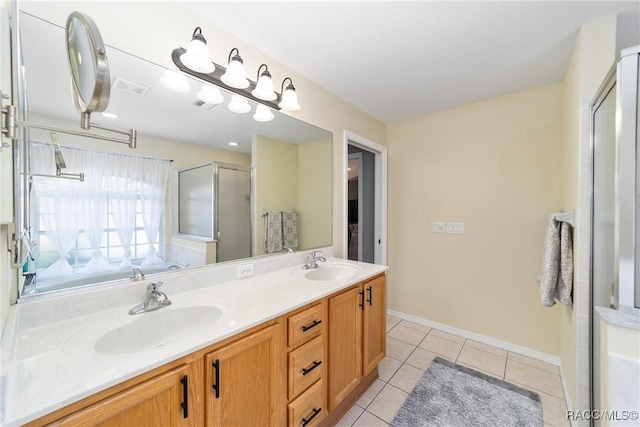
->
[[253, 135, 299, 256], [297, 138, 333, 250], [559, 15, 618, 410], [387, 83, 564, 355]]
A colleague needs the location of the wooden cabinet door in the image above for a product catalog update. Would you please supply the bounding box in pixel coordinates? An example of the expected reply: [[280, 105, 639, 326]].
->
[[328, 286, 363, 410], [205, 325, 279, 427], [56, 364, 197, 427], [363, 275, 386, 376]]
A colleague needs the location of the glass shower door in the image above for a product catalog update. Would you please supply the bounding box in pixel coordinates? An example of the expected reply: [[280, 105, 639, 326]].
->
[[591, 76, 617, 424]]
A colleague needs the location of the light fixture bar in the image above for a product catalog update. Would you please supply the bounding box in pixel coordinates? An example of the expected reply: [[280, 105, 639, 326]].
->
[[171, 48, 281, 110]]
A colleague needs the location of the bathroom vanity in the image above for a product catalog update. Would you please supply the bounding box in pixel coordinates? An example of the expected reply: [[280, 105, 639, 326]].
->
[[0, 254, 387, 426]]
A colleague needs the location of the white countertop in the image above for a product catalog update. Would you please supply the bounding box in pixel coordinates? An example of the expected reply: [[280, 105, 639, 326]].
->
[[0, 253, 387, 426]]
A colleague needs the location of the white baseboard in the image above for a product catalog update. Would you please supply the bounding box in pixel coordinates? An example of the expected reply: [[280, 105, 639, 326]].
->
[[386, 309, 562, 367]]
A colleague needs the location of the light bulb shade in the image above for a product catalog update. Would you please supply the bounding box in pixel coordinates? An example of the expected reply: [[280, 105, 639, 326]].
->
[[251, 72, 277, 101], [278, 86, 301, 111], [221, 55, 249, 89], [180, 38, 215, 74], [197, 84, 224, 105], [253, 104, 274, 122], [227, 95, 251, 113], [159, 70, 191, 93]]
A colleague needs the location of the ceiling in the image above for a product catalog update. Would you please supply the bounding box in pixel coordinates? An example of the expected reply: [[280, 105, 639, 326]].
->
[[184, 1, 639, 123]]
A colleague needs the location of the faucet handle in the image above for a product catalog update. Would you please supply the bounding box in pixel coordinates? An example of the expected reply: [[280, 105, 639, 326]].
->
[[146, 282, 163, 293], [310, 250, 322, 259]]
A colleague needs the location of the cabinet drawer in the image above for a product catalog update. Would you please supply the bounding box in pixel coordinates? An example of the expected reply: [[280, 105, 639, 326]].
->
[[288, 380, 326, 427], [288, 304, 324, 346], [288, 336, 324, 400]]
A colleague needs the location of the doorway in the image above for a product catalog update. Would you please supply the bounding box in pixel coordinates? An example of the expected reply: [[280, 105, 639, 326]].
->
[[344, 131, 387, 265]]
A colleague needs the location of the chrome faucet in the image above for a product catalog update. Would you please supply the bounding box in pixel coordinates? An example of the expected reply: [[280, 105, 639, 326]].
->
[[130, 267, 145, 281], [302, 250, 327, 270], [167, 263, 190, 270], [129, 282, 172, 315], [282, 246, 294, 254]]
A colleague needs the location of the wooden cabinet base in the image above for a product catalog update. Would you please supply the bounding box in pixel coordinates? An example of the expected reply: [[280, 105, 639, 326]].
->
[[318, 367, 378, 427]]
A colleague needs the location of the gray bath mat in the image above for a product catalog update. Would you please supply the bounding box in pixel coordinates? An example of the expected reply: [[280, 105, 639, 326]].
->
[[390, 357, 543, 427]]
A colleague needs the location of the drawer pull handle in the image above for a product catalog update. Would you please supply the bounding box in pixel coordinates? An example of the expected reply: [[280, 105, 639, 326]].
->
[[301, 319, 322, 332], [180, 375, 188, 419], [212, 358, 220, 398], [301, 360, 322, 376], [302, 407, 322, 427]]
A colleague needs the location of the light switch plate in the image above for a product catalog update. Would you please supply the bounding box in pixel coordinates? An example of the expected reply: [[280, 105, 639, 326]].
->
[[433, 222, 445, 233], [446, 222, 465, 234]]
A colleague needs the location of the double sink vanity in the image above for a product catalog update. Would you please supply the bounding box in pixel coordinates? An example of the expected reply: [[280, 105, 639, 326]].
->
[[0, 250, 388, 426]]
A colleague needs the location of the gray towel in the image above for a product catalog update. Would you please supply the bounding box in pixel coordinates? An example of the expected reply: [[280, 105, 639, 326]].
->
[[537, 214, 574, 307], [264, 210, 283, 254], [282, 209, 298, 250]]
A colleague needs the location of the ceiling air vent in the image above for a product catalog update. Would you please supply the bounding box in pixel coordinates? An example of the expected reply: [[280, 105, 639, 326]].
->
[[112, 77, 149, 96], [191, 99, 218, 111]]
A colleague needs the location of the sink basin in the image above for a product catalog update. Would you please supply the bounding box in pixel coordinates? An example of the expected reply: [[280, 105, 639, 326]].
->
[[304, 263, 362, 281], [94, 306, 222, 355]]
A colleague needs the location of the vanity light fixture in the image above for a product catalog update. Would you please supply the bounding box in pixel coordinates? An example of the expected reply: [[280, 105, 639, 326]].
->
[[220, 48, 249, 89], [179, 27, 215, 74], [159, 70, 191, 93], [278, 77, 301, 111], [251, 64, 277, 101], [197, 84, 224, 105], [227, 95, 251, 114], [253, 104, 274, 122], [172, 30, 302, 112]]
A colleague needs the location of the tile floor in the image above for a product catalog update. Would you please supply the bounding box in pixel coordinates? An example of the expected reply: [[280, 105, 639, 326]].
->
[[335, 315, 570, 427]]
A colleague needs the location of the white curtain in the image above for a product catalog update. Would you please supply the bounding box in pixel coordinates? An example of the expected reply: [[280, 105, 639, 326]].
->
[[107, 155, 139, 269], [139, 158, 169, 266], [30, 143, 85, 281], [30, 141, 170, 280], [80, 151, 113, 275]]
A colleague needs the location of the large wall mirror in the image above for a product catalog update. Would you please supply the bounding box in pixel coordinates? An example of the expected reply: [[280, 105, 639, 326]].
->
[[18, 12, 332, 297]]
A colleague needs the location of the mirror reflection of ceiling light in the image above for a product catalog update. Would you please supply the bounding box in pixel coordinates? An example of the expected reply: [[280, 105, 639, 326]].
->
[[278, 77, 301, 111], [179, 27, 215, 74], [159, 70, 191, 92], [251, 64, 277, 101], [253, 104, 274, 122], [227, 95, 251, 114], [101, 112, 118, 119], [197, 84, 224, 105], [228, 141, 239, 146], [221, 48, 249, 89]]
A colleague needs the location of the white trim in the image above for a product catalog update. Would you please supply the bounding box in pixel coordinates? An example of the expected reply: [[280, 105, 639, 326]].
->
[[387, 309, 562, 366], [343, 130, 387, 265]]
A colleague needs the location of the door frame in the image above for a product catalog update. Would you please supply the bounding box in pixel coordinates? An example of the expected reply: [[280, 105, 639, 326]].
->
[[343, 131, 387, 265]]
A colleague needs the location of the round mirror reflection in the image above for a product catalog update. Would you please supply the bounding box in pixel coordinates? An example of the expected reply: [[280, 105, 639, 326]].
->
[[66, 11, 110, 114]]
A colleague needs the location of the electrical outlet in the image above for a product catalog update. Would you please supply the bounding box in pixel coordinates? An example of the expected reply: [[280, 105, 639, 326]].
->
[[433, 222, 445, 233], [237, 264, 254, 278], [446, 222, 465, 234]]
